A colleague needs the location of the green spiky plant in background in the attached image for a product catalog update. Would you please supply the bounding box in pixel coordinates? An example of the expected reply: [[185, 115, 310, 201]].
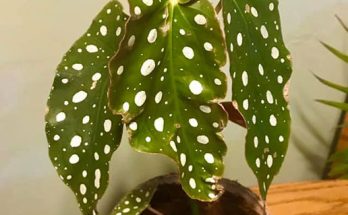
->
[[45, 0, 292, 214], [317, 16, 348, 180]]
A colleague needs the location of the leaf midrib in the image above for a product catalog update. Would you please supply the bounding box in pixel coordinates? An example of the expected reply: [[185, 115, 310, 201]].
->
[[167, 3, 197, 165]]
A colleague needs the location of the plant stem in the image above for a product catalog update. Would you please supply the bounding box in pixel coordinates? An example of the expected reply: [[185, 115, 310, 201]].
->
[[189, 199, 200, 215], [147, 206, 163, 215], [215, 0, 222, 14]]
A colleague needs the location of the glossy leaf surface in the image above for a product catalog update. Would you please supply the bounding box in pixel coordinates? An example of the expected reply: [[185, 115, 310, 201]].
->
[[222, 0, 292, 199], [109, 0, 227, 201], [45, 1, 127, 214], [110, 176, 164, 215]]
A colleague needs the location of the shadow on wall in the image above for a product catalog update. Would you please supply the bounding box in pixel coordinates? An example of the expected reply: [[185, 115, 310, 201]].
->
[[287, 7, 348, 179]]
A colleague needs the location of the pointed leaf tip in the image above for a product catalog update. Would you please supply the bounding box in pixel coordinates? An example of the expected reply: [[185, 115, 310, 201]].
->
[[109, 0, 228, 201], [45, 1, 128, 214], [222, 0, 292, 199]]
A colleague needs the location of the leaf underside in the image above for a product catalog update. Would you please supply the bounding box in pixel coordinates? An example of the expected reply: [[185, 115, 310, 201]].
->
[[45, 1, 127, 214], [222, 0, 292, 199], [109, 0, 228, 201]]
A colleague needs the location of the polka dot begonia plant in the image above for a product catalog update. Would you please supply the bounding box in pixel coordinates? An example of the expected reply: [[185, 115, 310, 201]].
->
[[45, 0, 292, 214]]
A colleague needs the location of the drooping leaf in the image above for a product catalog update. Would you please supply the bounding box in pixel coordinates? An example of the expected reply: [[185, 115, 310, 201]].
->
[[317, 100, 348, 111], [110, 175, 172, 215], [321, 42, 348, 64], [315, 75, 348, 94], [45, 1, 128, 214], [222, 0, 292, 199], [108, 0, 227, 201]]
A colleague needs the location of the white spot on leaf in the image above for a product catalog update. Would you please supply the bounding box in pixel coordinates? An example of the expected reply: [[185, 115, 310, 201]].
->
[[267, 155, 273, 168], [95, 169, 101, 188], [237, 33, 243, 46], [72, 64, 83, 71], [182, 46, 194, 59], [72, 91, 88, 103], [56, 112, 66, 122], [86, 45, 98, 53], [70, 135, 82, 147], [170, 141, 177, 152], [80, 184, 87, 195], [189, 178, 196, 189], [242, 71, 248, 86], [194, 14, 207, 25], [180, 153, 186, 166], [82, 115, 90, 124], [251, 7, 258, 17], [134, 6, 141, 15], [142, 0, 153, 6], [266, 90, 274, 104], [204, 153, 214, 164], [129, 122, 138, 131], [189, 80, 203, 95], [197, 135, 209, 144], [256, 158, 261, 168], [92, 73, 101, 81], [147, 29, 157, 43], [154, 117, 164, 132], [117, 66, 124, 75], [141, 59, 156, 76], [189, 118, 198, 127], [200, 105, 211, 113], [69, 154, 79, 164], [123, 102, 129, 111], [104, 119, 112, 132], [100, 25, 107, 36], [260, 25, 269, 39], [134, 91, 146, 106], [155, 91, 163, 103], [271, 47, 280, 59], [204, 42, 213, 51], [104, 145, 111, 154], [269, 114, 277, 126]]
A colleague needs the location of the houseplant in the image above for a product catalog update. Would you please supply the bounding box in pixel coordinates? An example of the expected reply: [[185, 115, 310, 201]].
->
[[45, 0, 292, 214], [317, 15, 348, 180]]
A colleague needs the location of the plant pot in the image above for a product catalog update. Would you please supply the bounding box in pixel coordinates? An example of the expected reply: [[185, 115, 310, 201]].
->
[[141, 174, 267, 215]]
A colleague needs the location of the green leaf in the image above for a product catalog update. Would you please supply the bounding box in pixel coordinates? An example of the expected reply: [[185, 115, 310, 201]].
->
[[336, 15, 348, 33], [315, 75, 348, 94], [45, 1, 128, 214], [328, 149, 348, 179], [329, 149, 348, 163], [222, 0, 292, 199], [321, 42, 348, 64], [109, 0, 227, 201], [329, 163, 348, 178], [317, 100, 348, 111], [110, 176, 164, 215]]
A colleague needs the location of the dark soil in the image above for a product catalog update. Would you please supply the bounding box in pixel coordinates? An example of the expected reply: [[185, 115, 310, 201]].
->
[[142, 177, 266, 215]]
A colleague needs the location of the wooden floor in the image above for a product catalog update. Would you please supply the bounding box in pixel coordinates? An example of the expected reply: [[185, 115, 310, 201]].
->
[[260, 180, 348, 215]]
